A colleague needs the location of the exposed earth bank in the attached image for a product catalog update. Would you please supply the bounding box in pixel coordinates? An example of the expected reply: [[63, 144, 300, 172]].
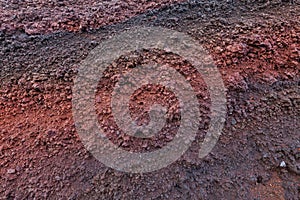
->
[[0, 1, 299, 199]]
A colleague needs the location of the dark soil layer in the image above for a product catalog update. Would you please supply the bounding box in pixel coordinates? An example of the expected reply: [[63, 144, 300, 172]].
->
[[0, 0, 299, 199]]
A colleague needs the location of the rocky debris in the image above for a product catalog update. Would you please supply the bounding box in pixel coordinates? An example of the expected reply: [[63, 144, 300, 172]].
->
[[7, 169, 16, 174], [280, 161, 287, 168], [0, 1, 299, 199], [0, 0, 186, 34]]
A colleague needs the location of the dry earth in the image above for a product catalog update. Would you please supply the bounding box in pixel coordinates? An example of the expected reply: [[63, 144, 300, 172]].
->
[[0, 0, 299, 199]]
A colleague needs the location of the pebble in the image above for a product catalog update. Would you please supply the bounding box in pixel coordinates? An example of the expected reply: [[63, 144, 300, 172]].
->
[[280, 161, 286, 168], [231, 118, 237, 125], [7, 169, 16, 174]]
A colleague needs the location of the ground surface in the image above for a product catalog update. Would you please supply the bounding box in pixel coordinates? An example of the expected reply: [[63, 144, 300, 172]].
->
[[0, 0, 299, 199]]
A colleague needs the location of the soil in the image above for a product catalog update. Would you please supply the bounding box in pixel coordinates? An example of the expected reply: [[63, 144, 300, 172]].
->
[[0, 0, 299, 199]]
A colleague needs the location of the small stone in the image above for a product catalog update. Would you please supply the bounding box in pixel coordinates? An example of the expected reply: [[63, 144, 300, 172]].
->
[[32, 83, 42, 92], [226, 43, 248, 54], [215, 46, 224, 53], [7, 169, 16, 174], [47, 129, 57, 136], [90, 40, 99, 46], [280, 161, 286, 168], [231, 118, 237, 126], [55, 176, 61, 181]]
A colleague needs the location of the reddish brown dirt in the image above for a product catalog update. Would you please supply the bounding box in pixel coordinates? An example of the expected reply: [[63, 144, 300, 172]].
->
[[0, 0, 185, 34], [0, 0, 299, 199], [251, 172, 285, 200]]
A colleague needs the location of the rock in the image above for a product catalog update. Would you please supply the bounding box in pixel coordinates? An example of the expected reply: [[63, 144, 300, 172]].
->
[[32, 83, 42, 92], [32, 73, 48, 82], [55, 176, 61, 181], [226, 43, 248, 54], [231, 118, 237, 125], [47, 129, 57, 136], [280, 161, 286, 168], [7, 169, 16, 174], [215, 46, 224, 53]]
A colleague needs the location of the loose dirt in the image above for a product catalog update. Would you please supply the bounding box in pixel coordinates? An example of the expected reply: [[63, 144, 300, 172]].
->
[[0, 0, 299, 199]]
